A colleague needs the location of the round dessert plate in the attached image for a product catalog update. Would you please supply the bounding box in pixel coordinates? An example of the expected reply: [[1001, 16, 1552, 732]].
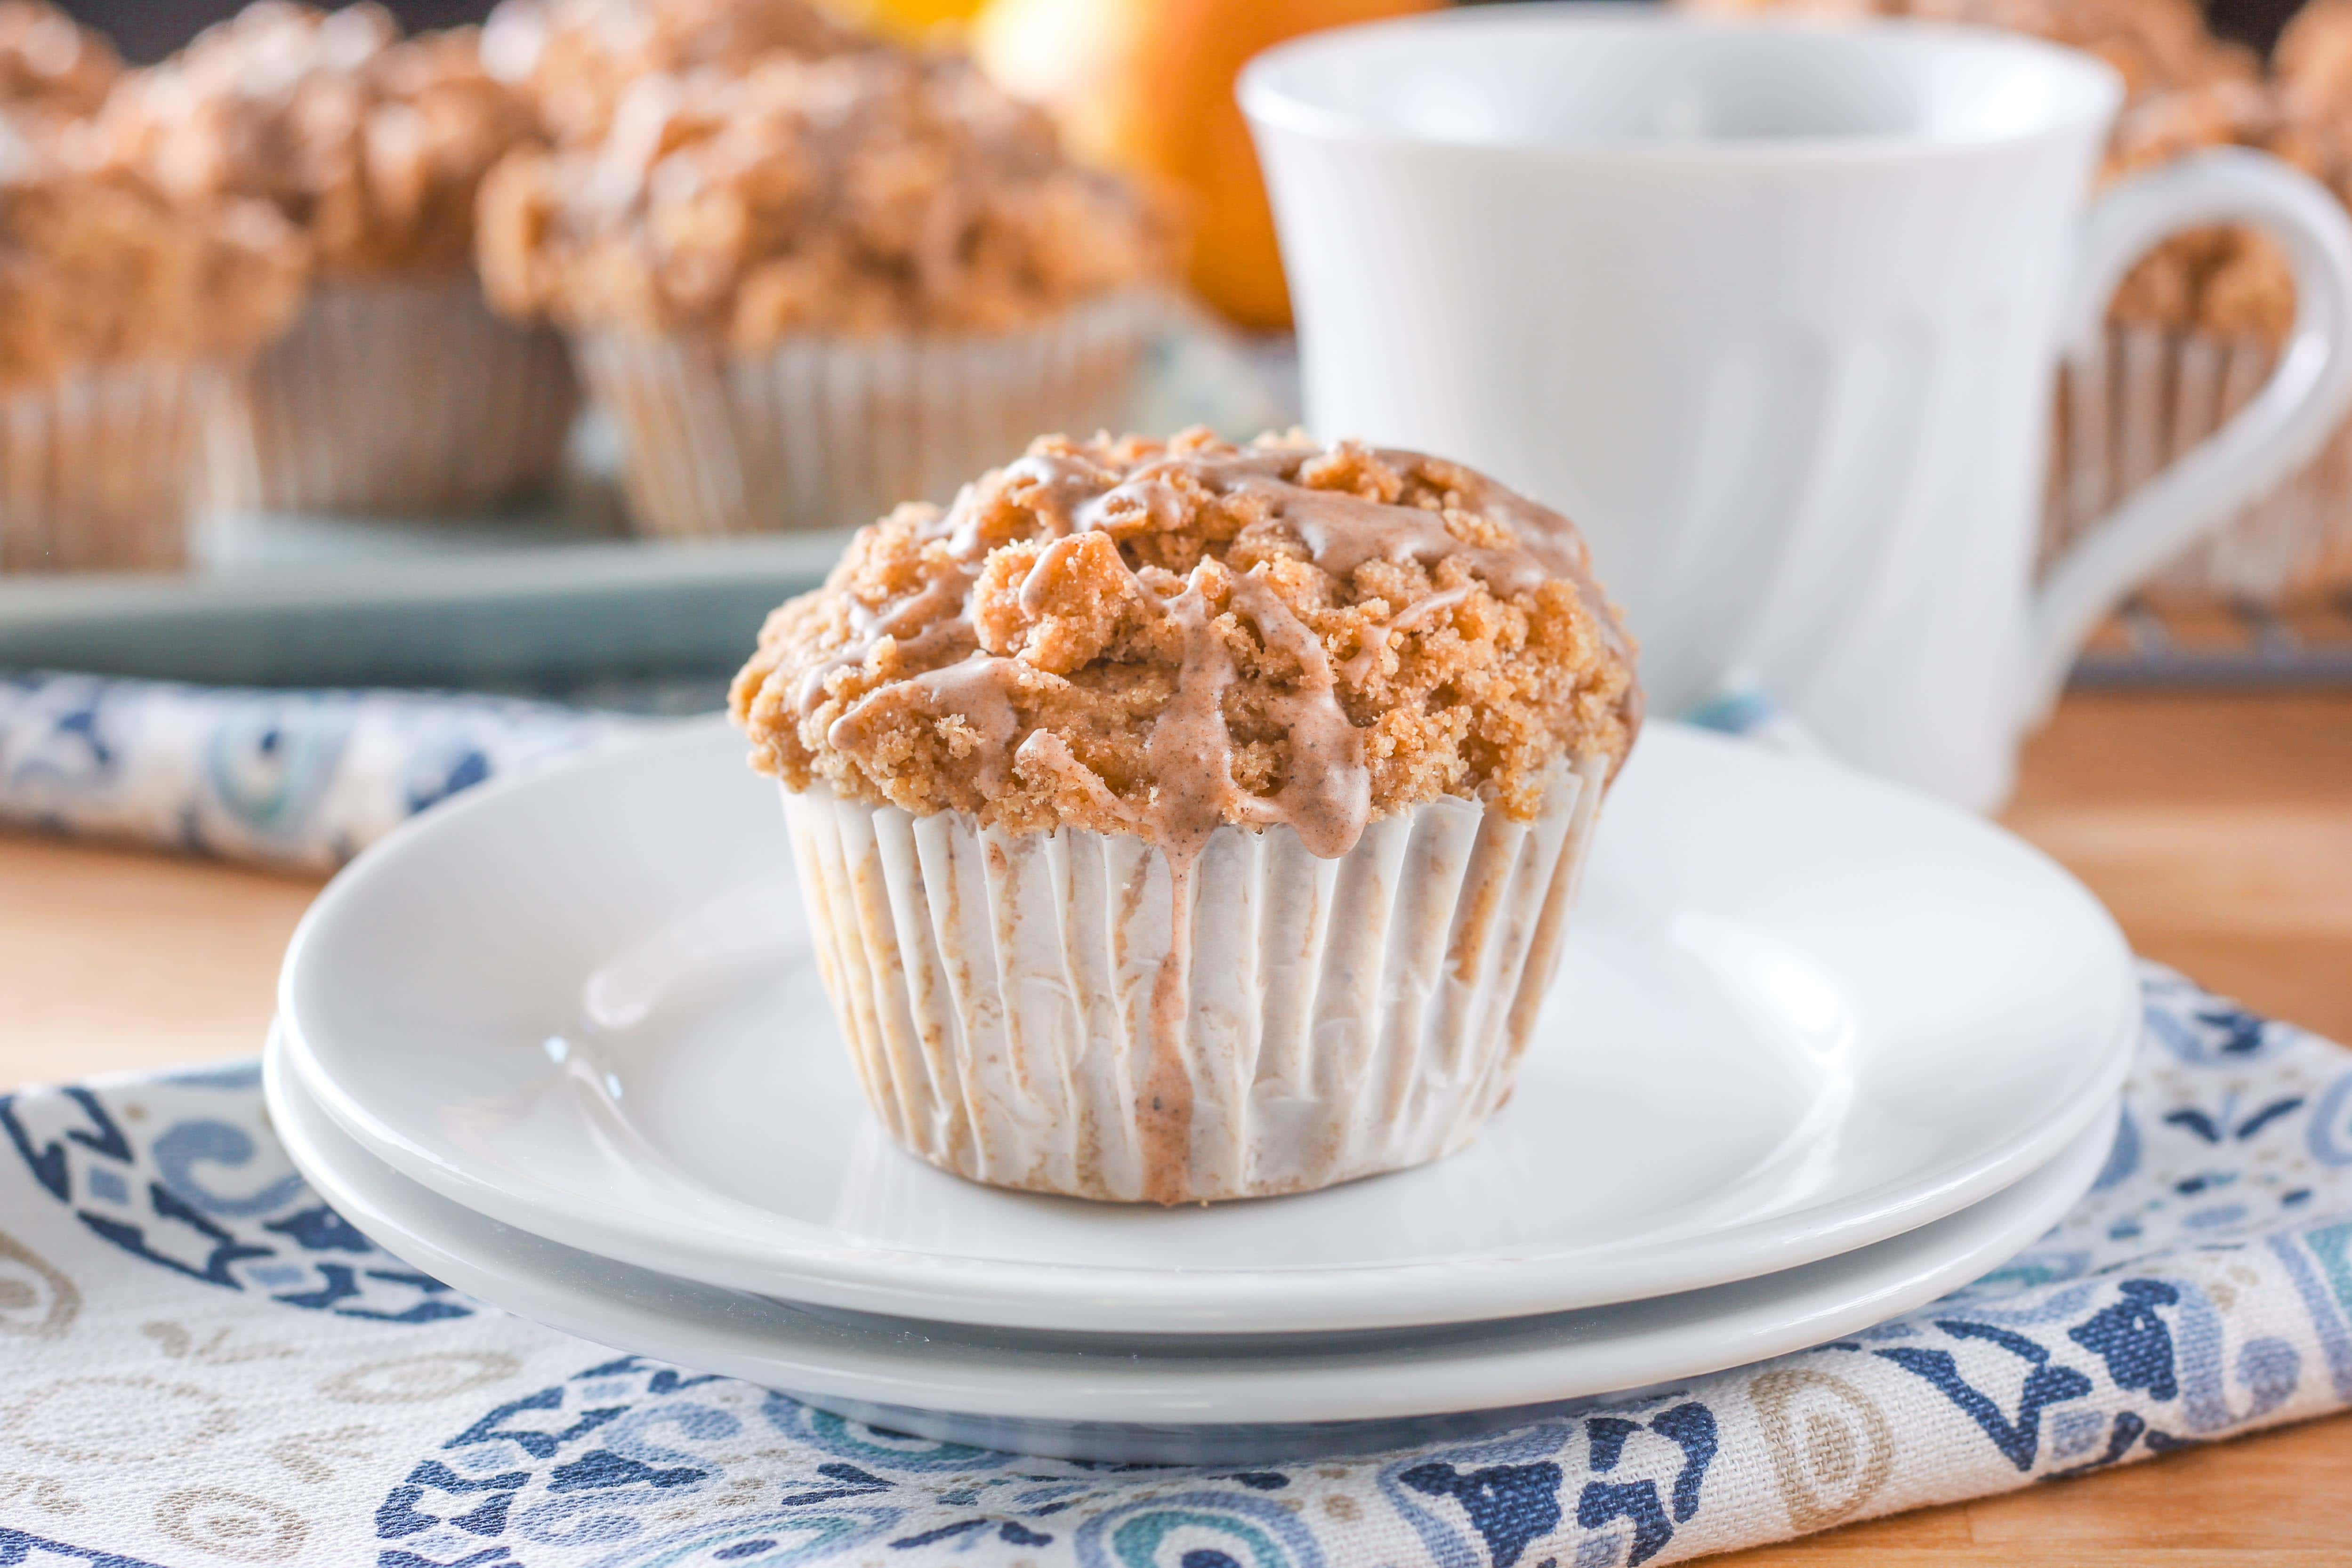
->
[[266, 1034, 2119, 1464], [278, 717, 2139, 1335]]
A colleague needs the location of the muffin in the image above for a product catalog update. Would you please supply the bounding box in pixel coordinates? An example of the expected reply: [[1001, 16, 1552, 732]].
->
[[0, 117, 305, 571], [98, 2, 579, 515], [476, 48, 1175, 538], [730, 429, 1640, 1203], [481, 0, 868, 144], [2043, 73, 2352, 599]]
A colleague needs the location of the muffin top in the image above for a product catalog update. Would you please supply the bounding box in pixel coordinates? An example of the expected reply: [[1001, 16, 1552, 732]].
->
[[482, 0, 866, 145], [2279, 0, 2352, 113], [0, 1, 119, 129], [2103, 79, 2304, 340], [476, 49, 1172, 343], [0, 114, 307, 386], [730, 430, 1641, 860], [97, 2, 540, 277]]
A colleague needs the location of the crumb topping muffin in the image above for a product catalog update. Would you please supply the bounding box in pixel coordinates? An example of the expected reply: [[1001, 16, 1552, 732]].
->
[[482, 0, 866, 144], [97, 2, 539, 276], [2104, 79, 2307, 339], [732, 429, 1640, 860], [2279, 0, 2352, 112], [0, 116, 306, 386], [0, 0, 119, 128], [477, 50, 1171, 343]]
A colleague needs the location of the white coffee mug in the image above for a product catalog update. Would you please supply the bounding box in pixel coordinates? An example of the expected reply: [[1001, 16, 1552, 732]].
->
[[1241, 6, 2352, 809]]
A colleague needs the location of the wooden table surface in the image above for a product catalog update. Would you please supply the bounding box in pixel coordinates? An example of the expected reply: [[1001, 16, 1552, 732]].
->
[[2, 689, 2347, 1560]]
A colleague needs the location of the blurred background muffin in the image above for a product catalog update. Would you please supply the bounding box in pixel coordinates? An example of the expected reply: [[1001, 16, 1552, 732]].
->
[[98, 1, 578, 516], [0, 0, 118, 139], [0, 107, 303, 570], [476, 40, 1176, 536], [480, 0, 868, 142]]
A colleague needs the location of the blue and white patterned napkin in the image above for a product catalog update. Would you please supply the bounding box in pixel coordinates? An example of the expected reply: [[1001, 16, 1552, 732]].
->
[[0, 671, 643, 870], [0, 966, 2345, 1566]]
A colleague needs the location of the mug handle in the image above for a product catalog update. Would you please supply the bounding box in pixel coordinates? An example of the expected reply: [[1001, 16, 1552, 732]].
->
[[2025, 148, 2352, 717]]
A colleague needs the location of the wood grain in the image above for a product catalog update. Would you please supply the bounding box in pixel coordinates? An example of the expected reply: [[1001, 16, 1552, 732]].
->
[[0, 833, 318, 1086], [1, 687, 2347, 1558]]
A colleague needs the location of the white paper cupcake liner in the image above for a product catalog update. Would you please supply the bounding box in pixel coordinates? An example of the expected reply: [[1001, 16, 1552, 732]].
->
[[209, 277, 580, 516], [572, 290, 1165, 539], [0, 361, 221, 574], [2046, 321, 2352, 600], [780, 759, 1609, 1204]]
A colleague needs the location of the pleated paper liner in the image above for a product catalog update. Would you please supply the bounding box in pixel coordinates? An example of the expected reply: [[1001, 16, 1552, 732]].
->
[[2046, 321, 2352, 601], [780, 758, 1609, 1205], [0, 360, 221, 574], [209, 276, 581, 517], [573, 290, 1165, 539]]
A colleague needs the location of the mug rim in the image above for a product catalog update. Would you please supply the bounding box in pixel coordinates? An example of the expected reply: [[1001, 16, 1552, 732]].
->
[[1237, 6, 2126, 164]]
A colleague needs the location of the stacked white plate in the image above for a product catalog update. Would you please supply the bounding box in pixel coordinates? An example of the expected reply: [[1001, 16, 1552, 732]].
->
[[269, 719, 2140, 1463]]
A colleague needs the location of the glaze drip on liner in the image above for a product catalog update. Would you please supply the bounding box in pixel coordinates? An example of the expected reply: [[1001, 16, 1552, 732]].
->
[[739, 429, 1639, 870]]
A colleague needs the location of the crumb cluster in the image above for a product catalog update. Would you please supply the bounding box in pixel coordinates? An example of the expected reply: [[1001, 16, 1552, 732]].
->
[[0, 0, 118, 133], [731, 430, 1640, 851], [481, 0, 865, 144], [477, 49, 1171, 343], [2102, 80, 2307, 340], [96, 1, 539, 276], [0, 117, 306, 386]]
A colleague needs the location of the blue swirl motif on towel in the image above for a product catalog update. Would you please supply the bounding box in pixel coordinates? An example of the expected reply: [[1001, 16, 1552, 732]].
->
[[5, 965, 2350, 1568], [370, 1354, 1313, 1568], [0, 671, 629, 868], [332, 967, 2352, 1568], [0, 1065, 472, 1322]]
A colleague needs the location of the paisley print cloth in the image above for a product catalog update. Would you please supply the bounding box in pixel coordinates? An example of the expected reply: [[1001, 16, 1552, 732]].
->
[[0, 967, 2346, 1566], [0, 671, 641, 870]]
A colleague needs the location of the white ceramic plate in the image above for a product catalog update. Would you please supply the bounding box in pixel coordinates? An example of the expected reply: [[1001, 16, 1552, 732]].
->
[[266, 1035, 2118, 1463], [278, 719, 2138, 1335]]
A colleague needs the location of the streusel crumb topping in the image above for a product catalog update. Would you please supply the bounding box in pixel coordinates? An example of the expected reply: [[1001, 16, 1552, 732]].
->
[[482, 0, 865, 144], [476, 50, 1171, 342], [2103, 79, 2304, 341], [97, 2, 539, 276], [0, 115, 307, 386], [0, 0, 118, 129], [730, 430, 1640, 860]]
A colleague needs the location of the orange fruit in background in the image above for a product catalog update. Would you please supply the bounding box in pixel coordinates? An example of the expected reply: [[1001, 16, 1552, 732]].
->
[[833, 0, 991, 40], [974, 0, 1441, 331]]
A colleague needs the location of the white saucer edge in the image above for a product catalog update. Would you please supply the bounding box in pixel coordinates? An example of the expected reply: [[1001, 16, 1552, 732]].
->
[[271, 953, 2143, 1336], [264, 1029, 2120, 1464]]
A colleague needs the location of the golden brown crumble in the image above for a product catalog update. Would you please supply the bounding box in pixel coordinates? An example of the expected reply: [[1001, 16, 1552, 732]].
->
[[2103, 80, 2304, 341], [0, 1, 118, 131], [730, 430, 1640, 855], [476, 49, 1172, 343], [97, 2, 539, 277], [2280, 0, 2352, 113], [481, 0, 867, 145], [0, 117, 306, 386]]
